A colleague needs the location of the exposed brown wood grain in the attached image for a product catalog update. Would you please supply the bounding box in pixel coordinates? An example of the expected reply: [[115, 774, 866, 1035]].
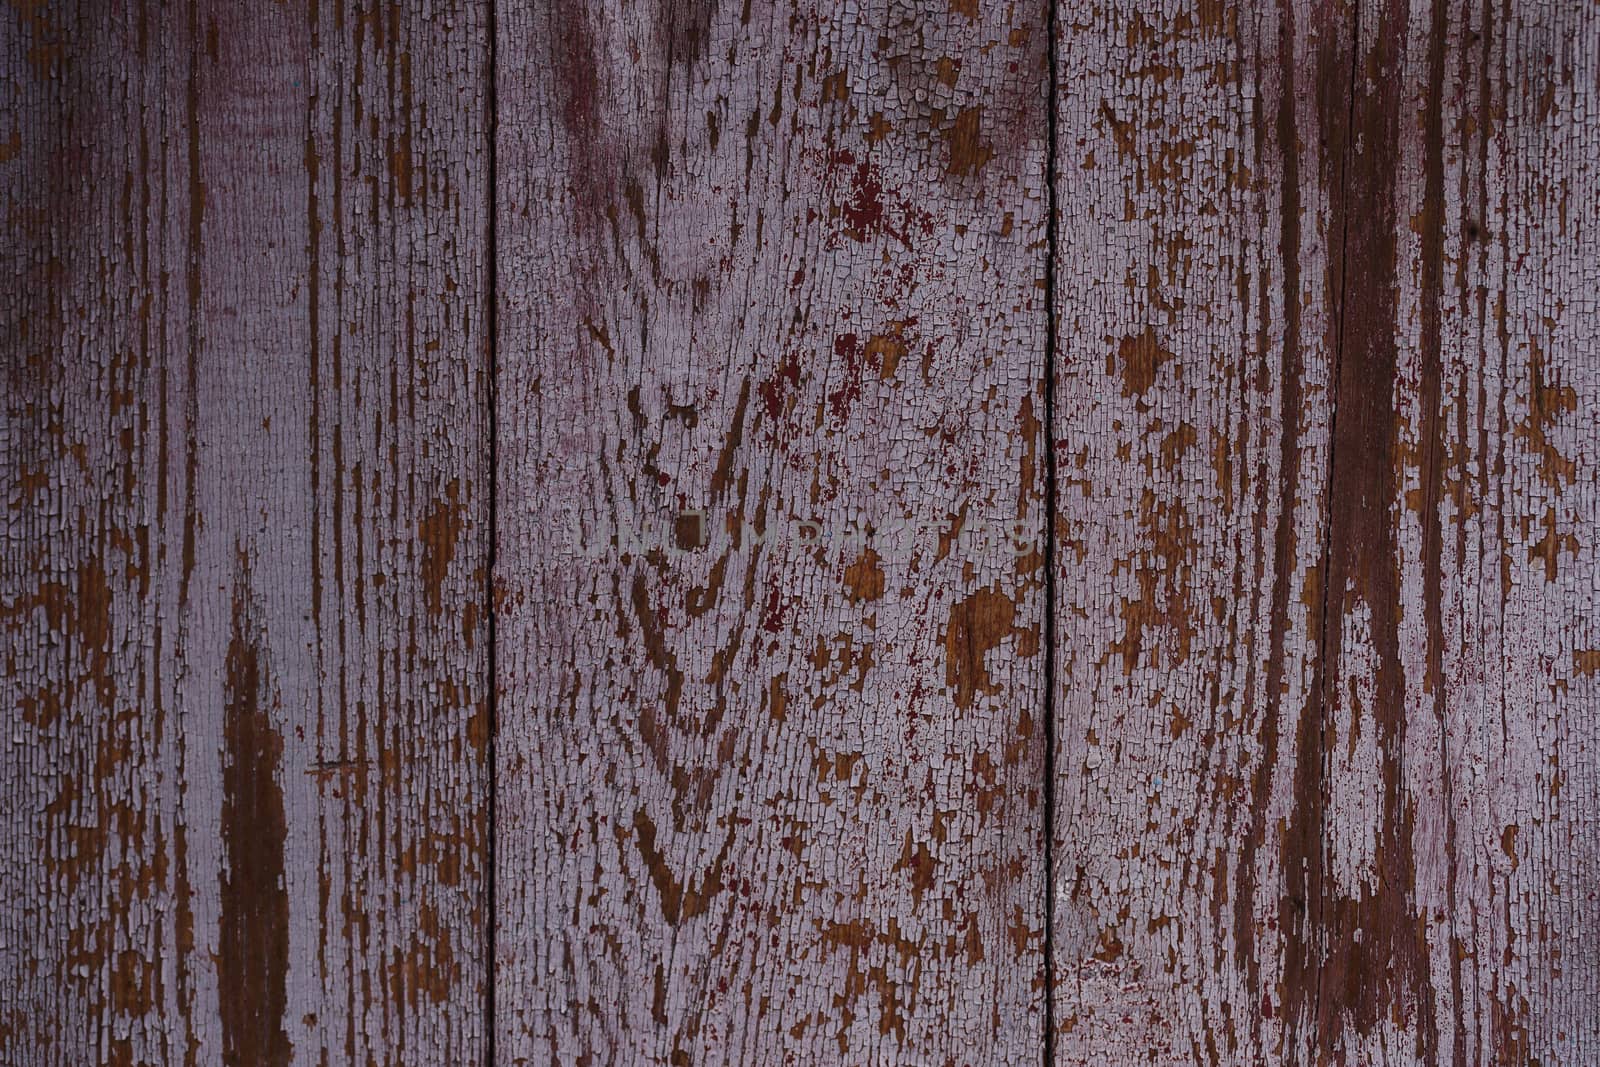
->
[[1050, 1, 1599, 1064], [1, 2, 490, 1062], [1319, 1, 1600, 1062], [494, 0, 1051, 1061], [1050, 2, 1342, 1061]]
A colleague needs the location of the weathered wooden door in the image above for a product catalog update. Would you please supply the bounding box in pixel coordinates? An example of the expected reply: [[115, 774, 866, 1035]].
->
[[4, 0, 1596, 1064]]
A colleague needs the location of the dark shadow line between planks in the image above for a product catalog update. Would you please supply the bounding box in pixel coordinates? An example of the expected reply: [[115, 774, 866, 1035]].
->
[[485, 0, 501, 1060], [1041, 0, 1061, 1061]]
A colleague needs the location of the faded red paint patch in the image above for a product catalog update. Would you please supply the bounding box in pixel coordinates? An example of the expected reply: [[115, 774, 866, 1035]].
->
[[828, 332, 865, 423], [759, 584, 787, 634], [836, 151, 889, 238], [757, 352, 803, 423], [827, 149, 933, 244]]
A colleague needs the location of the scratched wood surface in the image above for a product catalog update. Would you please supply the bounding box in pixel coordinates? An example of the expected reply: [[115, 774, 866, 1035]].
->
[[493, 0, 1050, 1061], [1, 2, 489, 1064], [4, 0, 1599, 1065], [1050, 2, 1600, 1066]]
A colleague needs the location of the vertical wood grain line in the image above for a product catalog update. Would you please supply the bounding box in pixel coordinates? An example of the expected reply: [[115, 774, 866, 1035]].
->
[[1312, 0, 1363, 1049], [1299, 2, 1360, 1051]]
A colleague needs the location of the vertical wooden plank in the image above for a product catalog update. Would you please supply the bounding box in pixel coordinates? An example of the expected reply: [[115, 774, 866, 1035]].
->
[[1329, 1, 1600, 1063], [1, 2, 489, 1062], [1051, 0, 1600, 1064], [496, 0, 1049, 1062], [1050, 0, 1347, 1060]]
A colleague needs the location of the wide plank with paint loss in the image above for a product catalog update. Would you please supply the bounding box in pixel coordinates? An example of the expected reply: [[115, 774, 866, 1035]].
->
[[1050, 1, 1342, 1060], [1049, 1, 1600, 1064], [1, 2, 490, 1062], [1309, 2, 1600, 1062], [494, 0, 1050, 1061]]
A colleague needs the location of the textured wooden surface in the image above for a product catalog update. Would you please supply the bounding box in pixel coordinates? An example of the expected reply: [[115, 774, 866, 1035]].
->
[[1050, 1, 1343, 1061], [1051, 1, 1600, 1065], [1, 2, 490, 1063], [494, 0, 1049, 1060], [3, 0, 1597, 1064]]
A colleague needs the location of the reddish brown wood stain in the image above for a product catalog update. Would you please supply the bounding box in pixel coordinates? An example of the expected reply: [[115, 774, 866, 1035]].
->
[[946, 588, 1020, 710], [4, 0, 1597, 1065], [1282, 0, 1439, 1048], [219, 584, 291, 1067]]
